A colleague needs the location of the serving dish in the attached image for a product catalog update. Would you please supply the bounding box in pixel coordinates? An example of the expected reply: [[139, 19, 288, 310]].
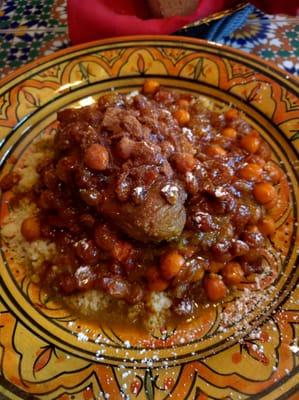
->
[[0, 36, 298, 399]]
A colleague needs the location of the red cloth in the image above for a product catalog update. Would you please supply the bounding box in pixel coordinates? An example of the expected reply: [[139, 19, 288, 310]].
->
[[67, 0, 299, 44]]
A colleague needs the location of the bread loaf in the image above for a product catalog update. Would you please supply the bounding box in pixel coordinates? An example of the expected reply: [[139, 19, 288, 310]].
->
[[148, 0, 199, 17]]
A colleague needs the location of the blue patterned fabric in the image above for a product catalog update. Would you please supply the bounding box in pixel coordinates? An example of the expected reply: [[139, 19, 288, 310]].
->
[[175, 4, 255, 41]]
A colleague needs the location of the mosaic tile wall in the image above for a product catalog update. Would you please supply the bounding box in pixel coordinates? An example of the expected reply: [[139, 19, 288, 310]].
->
[[0, 0, 68, 76]]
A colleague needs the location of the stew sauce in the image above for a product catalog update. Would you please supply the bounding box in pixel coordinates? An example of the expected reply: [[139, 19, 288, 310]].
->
[[6, 81, 282, 320]]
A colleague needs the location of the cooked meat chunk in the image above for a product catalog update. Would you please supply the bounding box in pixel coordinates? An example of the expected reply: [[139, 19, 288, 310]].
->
[[100, 179, 187, 242]]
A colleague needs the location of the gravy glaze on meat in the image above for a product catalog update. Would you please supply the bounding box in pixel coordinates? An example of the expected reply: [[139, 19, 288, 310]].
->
[[7, 80, 282, 325]]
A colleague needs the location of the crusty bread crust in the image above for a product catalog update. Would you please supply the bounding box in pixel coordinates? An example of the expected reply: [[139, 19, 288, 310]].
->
[[148, 0, 199, 17]]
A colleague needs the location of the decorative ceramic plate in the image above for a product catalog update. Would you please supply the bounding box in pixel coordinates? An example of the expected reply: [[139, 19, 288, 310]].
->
[[0, 36, 298, 400]]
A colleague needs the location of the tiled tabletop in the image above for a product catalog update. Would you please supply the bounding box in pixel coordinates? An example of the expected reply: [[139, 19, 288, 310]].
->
[[0, 1, 298, 78]]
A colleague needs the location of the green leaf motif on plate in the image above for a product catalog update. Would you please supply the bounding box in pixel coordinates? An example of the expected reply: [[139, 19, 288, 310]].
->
[[144, 369, 155, 400], [290, 130, 299, 141]]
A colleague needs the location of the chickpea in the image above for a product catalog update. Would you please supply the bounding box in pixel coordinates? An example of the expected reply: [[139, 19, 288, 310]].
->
[[148, 278, 169, 292], [206, 144, 227, 157], [258, 215, 275, 236], [172, 152, 196, 173], [222, 262, 244, 286], [221, 127, 237, 139], [240, 133, 260, 153], [160, 249, 185, 280], [143, 79, 160, 95], [253, 182, 277, 204], [173, 109, 190, 126], [239, 163, 263, 181], [204, 273, 228, 302], [177, 98, 190, 109], [225, 108, 239, 121], [264, 162, 282, 184], [145, 266, 169, 292], [21, 217, 41, 242], [84, 143, 109, 171]]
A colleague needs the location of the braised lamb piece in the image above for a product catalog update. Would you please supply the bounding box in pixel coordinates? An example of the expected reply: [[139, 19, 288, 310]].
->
[[100, 178, 187, 242]]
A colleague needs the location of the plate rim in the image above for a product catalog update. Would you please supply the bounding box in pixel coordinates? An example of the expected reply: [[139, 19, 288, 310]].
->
[[0, 35, 298, 88]]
